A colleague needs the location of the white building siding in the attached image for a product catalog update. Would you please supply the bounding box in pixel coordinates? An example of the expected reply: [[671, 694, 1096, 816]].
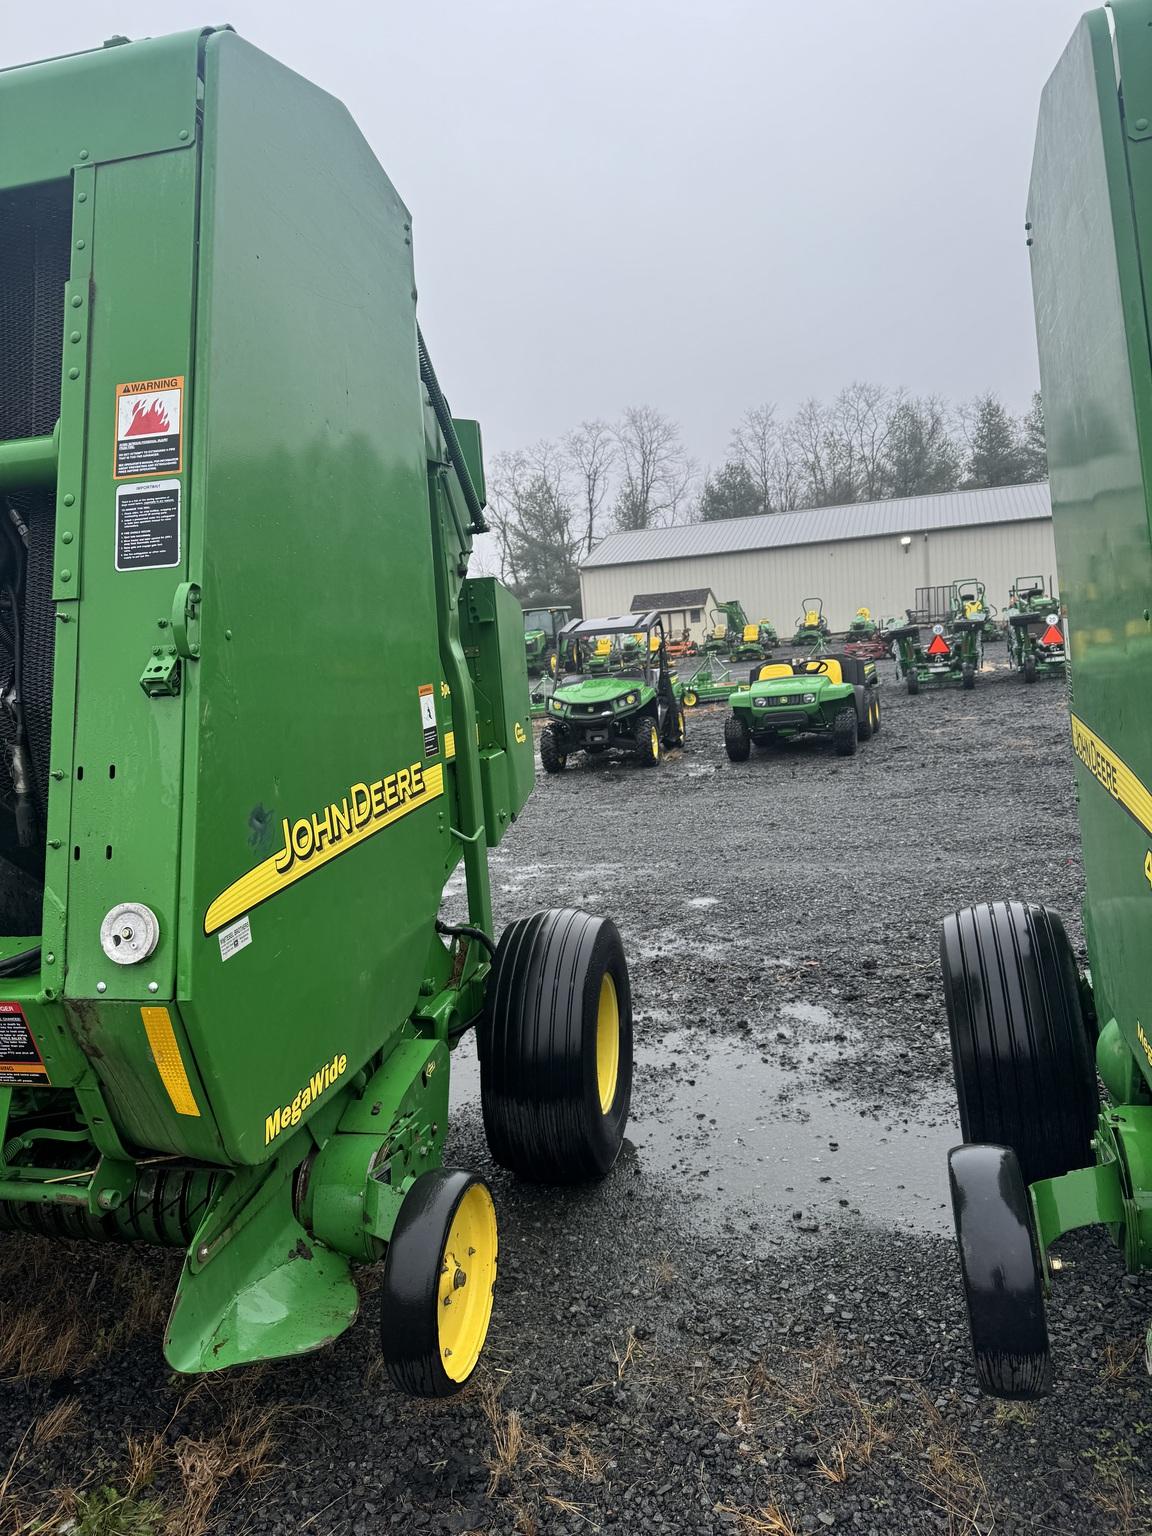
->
[[580, 519, 1058, 632]]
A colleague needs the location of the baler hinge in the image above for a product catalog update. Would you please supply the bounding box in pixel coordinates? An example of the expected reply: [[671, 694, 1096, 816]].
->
[[140, 650, 181, 697]]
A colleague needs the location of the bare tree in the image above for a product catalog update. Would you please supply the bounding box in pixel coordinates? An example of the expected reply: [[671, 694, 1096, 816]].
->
[[787, 398, 858, 508], [833, 382, 895, 502], [486, 441, 581, 601], [564, 419, 617, 555], [611, 406, 696, 531], [729, 404, 800, 513]]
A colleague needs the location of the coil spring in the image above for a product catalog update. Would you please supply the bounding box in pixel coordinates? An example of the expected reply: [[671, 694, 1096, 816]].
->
[[0, 1164, 228, 1246]]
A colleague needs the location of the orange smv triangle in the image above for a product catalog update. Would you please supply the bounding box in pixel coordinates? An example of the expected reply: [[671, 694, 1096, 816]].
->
[[1041, 624, 1063, 647], [926, 634, 949, 656]]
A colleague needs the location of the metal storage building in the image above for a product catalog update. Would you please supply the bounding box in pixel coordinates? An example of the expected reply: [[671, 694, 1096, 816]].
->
[[580, 483, 1056, 632]]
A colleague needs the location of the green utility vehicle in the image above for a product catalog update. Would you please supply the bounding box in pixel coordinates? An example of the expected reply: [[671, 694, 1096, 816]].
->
[[542, 612, 684, 770], [942, 0, 1152, 1400], [1005, 577, 1066, 682], [791, 597, 830, 650], [888, 580, 990, 693], [0, 29, 634, 1397], [523, 604, 572, 675], [723, 655, 880, 761]]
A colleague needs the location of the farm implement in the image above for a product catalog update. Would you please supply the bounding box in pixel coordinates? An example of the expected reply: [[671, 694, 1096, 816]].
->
[[723, 655, 880, 761], [888, 580, 990, 693], [541, 612, 684, 769], [680, 655, 746, 709], [1005, 577, 1065, 682], [942, 0, 1152, 1400], [790, 598, 830, 651], [0, 27, 634, 1396], [842, 607, 889, 660]]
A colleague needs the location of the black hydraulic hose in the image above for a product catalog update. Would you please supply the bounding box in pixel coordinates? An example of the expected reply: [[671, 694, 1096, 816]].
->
[[416, 325, 488, 535], [435, 918, 497, 961], [0, 944, 41, 977]]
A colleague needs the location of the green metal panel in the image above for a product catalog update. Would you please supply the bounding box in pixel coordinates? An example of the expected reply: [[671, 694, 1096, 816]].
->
[[460, 578, 534, 847], [177, 31, 460, 1165], [1028, 3, 1152, 1088], [0, 31, 207, 193]]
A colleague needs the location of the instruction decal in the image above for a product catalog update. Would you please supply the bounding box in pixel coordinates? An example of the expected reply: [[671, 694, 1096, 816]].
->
[[116, 479, 180, 571], [419, 683, 440, 758], [115, 377, 183, 478], [218, 914, 253, 962], [0, 1001, 49, 1085]]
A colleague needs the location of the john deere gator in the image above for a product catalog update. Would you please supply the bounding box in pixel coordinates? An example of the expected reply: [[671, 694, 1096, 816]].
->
[[943, 0, 1152, 1398], [0, 27, 634, 1396], [541, 612, 684, 770], [1005, 577, 1066, 682], [723, 655, 880, 761]]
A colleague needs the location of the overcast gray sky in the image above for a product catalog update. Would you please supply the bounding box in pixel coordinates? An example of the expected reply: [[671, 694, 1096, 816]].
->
[[9, 1, 1089, 469]]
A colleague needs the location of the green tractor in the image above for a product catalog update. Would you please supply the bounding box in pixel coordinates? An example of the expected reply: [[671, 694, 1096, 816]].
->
[[700, 598, 748, 656], [0, 28, 634, 1397], [524, 604, 572, 717], [723, 655, 881, 761], [790, 597, 830, 650], [541, 612, 684, 770], [888, 580, 990, 694], [942, 0, 1152, 1400], [1005, 577, 1066, 683]]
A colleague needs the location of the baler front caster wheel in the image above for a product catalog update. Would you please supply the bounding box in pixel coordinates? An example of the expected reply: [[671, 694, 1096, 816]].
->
[[949, 1144, 1051, 1400], [1023, 654, 1037, 684], [481, 908, 633, 1181], [380, 1169, 498, 1398]]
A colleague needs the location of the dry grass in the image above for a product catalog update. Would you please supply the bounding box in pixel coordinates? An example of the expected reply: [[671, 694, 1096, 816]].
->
[[31, 1398, 83, 1446], [480, 1380, 606, 1531], [904, 1389, 991, 1536], [168, 1403, 280, 1536], [1101, 1338, 1144, 1382], [714, 1501, 799, 1535]]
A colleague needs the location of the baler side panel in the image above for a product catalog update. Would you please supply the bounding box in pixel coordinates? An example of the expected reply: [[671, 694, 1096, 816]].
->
[[182, 33, 453, 1164], [1028, 9, 1152, 1072]]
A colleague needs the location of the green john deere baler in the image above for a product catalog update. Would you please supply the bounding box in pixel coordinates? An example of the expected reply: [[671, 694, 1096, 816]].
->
[[0, 28, 633, 1396], [943, 0, 1152, 1398]]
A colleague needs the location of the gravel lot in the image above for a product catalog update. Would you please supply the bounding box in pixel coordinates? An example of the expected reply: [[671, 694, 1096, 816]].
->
[[4, 645, 1151, 1536]]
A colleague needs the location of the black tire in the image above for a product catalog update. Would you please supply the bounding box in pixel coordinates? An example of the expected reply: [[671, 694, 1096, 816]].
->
[[480, 909, 633, 1182], [380, 1168, 498, 1398], [906, 672, 920, 696], [856, 695, 873, 742], [724, 713, 751, 762], [949, 1144, 1052, 1400], [833, 707, 857, 756], [871, 693, 882, 735], [632, 716, 660, 766], [1023, 655, 1037, 684], [962, 663, 975, 690], [540, 724, 567, 774], [662, 706, 685, 749], [941, 901, 1098, 1185]]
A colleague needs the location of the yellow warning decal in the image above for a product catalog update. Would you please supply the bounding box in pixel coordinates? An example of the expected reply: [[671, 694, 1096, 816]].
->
[[141, 1006, 200, 1118], [1070, 714, 1152, 837], [444, 730, 456, 760], [205, 760, 444, 934]]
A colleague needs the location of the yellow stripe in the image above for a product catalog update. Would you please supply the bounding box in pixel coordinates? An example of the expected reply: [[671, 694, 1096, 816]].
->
[[204, 763, 444, 934], [1070, 714, 1152, 837], [141, 1007, 200, 1118], [444, 730, 455, 760]]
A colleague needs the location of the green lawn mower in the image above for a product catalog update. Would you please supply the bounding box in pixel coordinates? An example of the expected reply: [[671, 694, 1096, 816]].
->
[[0, 28, 634, 1398], [888, 580, 990, 693], [723, 655, 880, 761], [1005, 577, 1066, 683], [731, 619, 779, 662], [842, 607, 889, 660], [541, 612, 684, 770], [791, 597, 831, 651], [942, 0, 1152, 1401]]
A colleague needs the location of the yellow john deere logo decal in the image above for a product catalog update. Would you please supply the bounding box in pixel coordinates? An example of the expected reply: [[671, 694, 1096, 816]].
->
[[265, 1052, 348, 1144], [514, 721, 527, 744], [205, 761, 444, 934], [1070, 714, 1152, 837]]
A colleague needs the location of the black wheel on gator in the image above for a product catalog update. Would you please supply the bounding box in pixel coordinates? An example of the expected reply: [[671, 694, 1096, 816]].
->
[[962, 663, 976, 690], [870, 693, 881, 735], [662, 706, 685, 749], [633, 716, 660, 766], [949, 1144, 1052, 1400], [724, 713, 751, 762], [380, 1168, 498, 1398], [856, 695, 874, 742], [941, 901, 1098, 1184], [833, 707, 857, 756], [539, 724, 567, 773], [480, 909, 633, 1182], [907, 672, 920, 695], [1023, 654, 1037, 684]]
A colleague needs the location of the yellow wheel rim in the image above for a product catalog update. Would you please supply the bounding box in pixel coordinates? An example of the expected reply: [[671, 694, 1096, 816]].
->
[[595, 973, 620, 1114], [651, 723, 660, 760], [684, 691, 697, 707], [437, 1182, 498, 1384]]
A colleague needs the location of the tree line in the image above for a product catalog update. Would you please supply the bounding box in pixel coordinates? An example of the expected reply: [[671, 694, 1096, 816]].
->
[[486, 386, 1047, 606]]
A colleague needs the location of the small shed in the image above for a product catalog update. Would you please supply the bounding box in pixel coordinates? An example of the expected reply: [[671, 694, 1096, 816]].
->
[[628, 587, 717, 646]]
